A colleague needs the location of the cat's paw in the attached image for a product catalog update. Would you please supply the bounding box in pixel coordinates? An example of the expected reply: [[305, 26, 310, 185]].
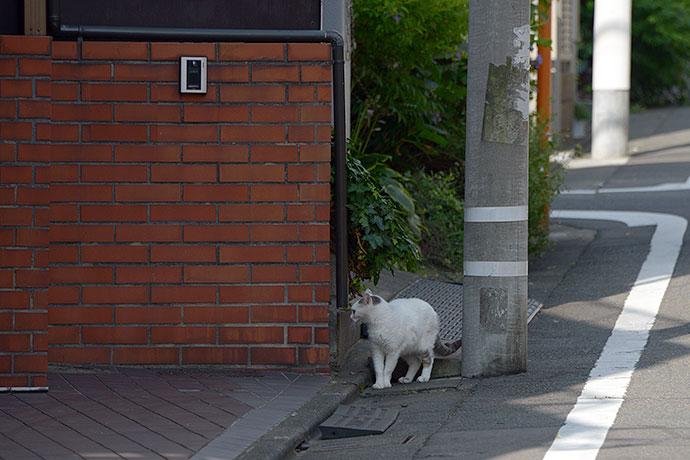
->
[[372, 381, 387, 389], [416, 375, 429, 383], [398, 376, 413, 384]]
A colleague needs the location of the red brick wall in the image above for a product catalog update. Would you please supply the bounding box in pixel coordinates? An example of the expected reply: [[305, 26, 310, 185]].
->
[[1, 36, 333, 385], [0, 36, 52, 389]]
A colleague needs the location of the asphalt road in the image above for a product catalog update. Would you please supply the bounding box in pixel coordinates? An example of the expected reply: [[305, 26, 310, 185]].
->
[[286, 106, 690, 460]]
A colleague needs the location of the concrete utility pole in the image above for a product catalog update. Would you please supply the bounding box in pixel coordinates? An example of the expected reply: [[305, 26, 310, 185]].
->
[[591, 0, 632, 160], [462, 0, 530, 377]]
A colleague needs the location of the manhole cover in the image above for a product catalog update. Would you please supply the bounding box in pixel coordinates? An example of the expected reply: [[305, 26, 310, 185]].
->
[[319, 405, 399, 439]]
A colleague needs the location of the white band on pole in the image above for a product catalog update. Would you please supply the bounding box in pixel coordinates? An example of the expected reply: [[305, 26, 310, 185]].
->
[[463, 260, 528, 277], [464, 205, 528, 222]]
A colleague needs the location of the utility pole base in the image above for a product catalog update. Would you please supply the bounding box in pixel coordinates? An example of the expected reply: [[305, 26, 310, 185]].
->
[[592, 90, 630, 160]]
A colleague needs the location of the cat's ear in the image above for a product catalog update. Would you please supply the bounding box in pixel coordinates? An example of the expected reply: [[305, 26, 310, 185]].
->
[[362, 292, 372, 305], [364, 288, 373, 295]]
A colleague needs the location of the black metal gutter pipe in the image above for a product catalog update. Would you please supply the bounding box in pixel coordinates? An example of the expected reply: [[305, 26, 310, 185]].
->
[[47, 0, 348, 309]]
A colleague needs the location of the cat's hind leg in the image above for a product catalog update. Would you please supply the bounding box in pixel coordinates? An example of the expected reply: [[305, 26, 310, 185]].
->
[[371, 345, 388, 389], [399, 355, 421, 384], [417, 349, 434, 383]]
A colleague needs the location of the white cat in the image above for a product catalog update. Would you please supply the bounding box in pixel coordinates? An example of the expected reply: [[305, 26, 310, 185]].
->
[[350, 289, 462, 389]]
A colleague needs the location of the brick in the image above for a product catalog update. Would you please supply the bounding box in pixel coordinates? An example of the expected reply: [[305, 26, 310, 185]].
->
[[151, 326, 217, 344], [251, 184, 298, 202], [317, 85, 332, 102], [116, 224, 181, 242], [220, 245, 284, 263], [151, 164, 217, 183], [0, 165, 32, 184], [16, 144, 49, 162], [83, 42, 148, 60], [250, 145, 298, 163], [315, 327, 329, 345], [81, 204, 148, 222], [14, 312, 48, 331], [114, 347, 179, 364], [182, 145, 247, 163], [219, 164, 284, 183], [0, 80, 32, 98], [185, 306, 249, 324], [289, 43, 330, 61], [82, 124, 148, 142], [150, 204, 216, 222], [252, 65, 299, 82], [0, 208, 32, 226], [49, 347, 111, 364], [114, 104, 180, 122], [301, 65, 332, 82], [300, 144, 331, 162], [316, 165, 331, 182], [113, 64, 178, 82], [49, 245, 79, 263], [220, 285, 284, 303], [287, 245, 313, 263], [151, 124, 218, 143], [299, 305, 328, 322], [82, 286, 149, 304], [43, 123, 80, 142], [288, 85, 316, 102], [287, 205, 314, 222], [220, 326, 283, 344], [219, 204, 283, 222], [0, 334, 31, 352], [0, 58, 15, 76], [115, 306, 181, 324], [300, 184, 330, 202], [252, 105, 298, 123], [0, 290, 30, 308], [36, 80, 50, 97], [183, 265, 249, 283], [49, 326, 80, 344], [0, 375, 29, 387], [317, 125, 331, 142], [50, 224, 114, 243], [15, 269, 47, 288], [0, 187, 13, 205], [315, 285, 330, 302], [48, 286, 80, 305], [52, 83, 79, 101], [288, 285, 313, 302], [82, 326, 148, 344], [183, 105, 249, 123], [115, 184, 181, 202], [183, 224, 249, 242], [207, 65, 249, 82], [14, 354, 48, 373], [251, 224, 298, 242], [82, 83, 148, 102], [0, 36, 51, 55], [220, 85, 285, 103], [0, 355, 10, 373], [18, 100, 50, 118], [151, 42, 216, 61], [52, 41, 78, 60], [150, 245, 216, 263], [0, 270, 11, 287], [220, 125, 285, 143], [0, 121, 32, 140], [288, 326, 312, 344], [287, 164, 314, 182], [81, 164, 148, 182], [299, 346, 329, 364], [17, 54, 49, 73], [219, 43, 284, 61], [251, 347, 295, 365], [0, 100, 15, 118], [51, 144, 112, 162], [183, 184, 248, 202], [182, 346, 247, 364], [151, 285, 216, 304], [16, 228, 49, 247], [50, 266, 112, 284], [116, 266, 181, 284], [252, 265, 296, 283], [300, 224, 330, 242], [115, 145, 180, 163], [301, 105, 331, 123], [81, 245, 148, 263], [53, 63, 110, 81], [299, 265, 330, 282], [151, 84, 218, 102], [287, 125, 314, 143], [35, 168, 50, 186], [51, 185, 112, 202]]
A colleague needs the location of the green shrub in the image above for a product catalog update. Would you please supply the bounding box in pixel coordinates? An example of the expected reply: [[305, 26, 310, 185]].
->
[[407, 169, 464, 272]]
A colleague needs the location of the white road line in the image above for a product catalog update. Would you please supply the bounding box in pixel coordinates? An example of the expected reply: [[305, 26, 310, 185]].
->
[[562, 175, 690, 195], [544, 210, 687, 460]]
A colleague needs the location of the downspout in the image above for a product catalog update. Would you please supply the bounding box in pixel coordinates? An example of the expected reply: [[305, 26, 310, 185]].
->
[[47, 0, 349, 309]]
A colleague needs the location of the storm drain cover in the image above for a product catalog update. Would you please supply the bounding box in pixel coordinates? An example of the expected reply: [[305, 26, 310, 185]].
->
[[319, 405, 399, 439]]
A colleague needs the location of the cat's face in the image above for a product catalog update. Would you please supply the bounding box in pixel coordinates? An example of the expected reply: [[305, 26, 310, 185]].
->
[[350, 290, 380, 324]]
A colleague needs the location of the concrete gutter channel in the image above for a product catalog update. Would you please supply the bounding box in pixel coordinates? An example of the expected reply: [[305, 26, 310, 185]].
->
[[234, 220, 592, 460]]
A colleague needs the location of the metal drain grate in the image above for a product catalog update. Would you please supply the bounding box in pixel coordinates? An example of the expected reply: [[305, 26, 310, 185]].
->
[[319, 405, 399, 439], [392, 279, 543, 342]]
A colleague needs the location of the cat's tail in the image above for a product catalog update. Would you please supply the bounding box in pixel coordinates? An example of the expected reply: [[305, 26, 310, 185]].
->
[[434, 336, 462, 358]]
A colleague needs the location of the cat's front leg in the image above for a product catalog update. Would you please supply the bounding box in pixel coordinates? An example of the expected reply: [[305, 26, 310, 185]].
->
[[371, 346, 388, 389], [380, 350, 400, 388]]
